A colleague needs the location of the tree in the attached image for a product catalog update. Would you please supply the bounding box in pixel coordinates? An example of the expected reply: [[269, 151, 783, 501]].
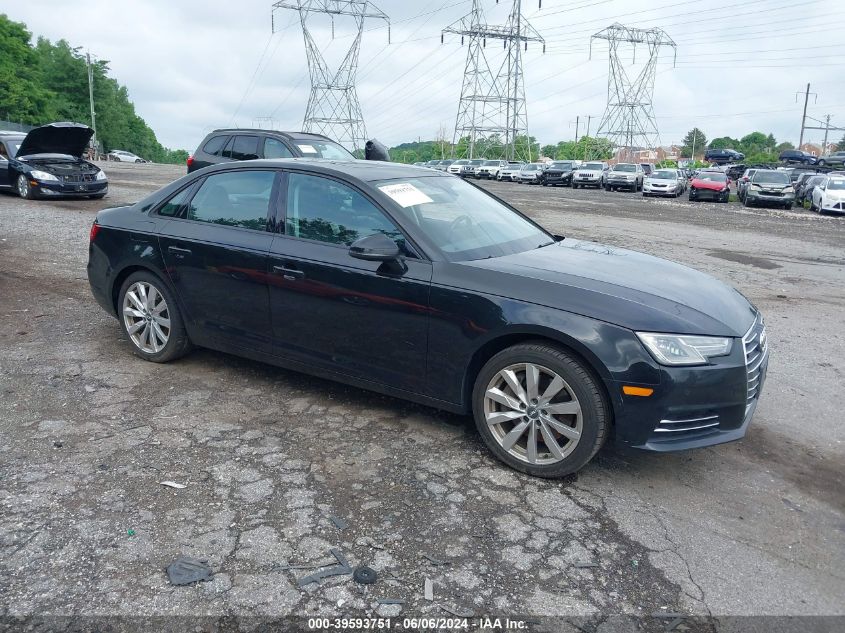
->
[[540, 144, 556, 159], [0, 16, 53, 124], [708, 136, 740, 150], [776, 141, 795, 152], [681, 128, 707, 158], [836, 134, 845, 152]]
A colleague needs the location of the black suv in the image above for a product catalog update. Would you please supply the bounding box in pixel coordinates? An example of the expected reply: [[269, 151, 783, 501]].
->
[[704, 148, 745, 164], [778, 149, 817, 165], [187, 129, 354, 173]]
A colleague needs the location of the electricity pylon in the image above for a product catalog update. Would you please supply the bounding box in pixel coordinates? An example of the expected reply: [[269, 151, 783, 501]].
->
[[272, 0, 389, 153], [590, 23, 676, 160], [442, 0, 544, 161]]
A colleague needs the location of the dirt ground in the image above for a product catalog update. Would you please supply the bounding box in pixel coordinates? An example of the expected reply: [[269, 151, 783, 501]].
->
[[1, 162, 843, 632]]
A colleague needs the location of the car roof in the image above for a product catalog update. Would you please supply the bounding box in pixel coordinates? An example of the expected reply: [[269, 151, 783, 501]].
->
[[208, 128, 334, 142], [199, 157, 445, 182]]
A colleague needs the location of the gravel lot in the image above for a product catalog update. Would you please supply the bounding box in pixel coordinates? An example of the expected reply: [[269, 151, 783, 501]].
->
[[1, 162, 843, 631]]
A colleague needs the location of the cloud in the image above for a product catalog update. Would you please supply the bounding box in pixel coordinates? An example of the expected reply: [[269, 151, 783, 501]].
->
[[8, 0, 844, 151]]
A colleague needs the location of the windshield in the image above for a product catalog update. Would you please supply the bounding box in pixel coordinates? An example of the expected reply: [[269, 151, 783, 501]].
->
[[522, 164, 540, 171], [753, 171, 790, 184], [453, 160, 469, 165], [614, 164, 636, 172], [375, 177, 551, 261], [293, 140, 353, 160], [583, 163, 604, 170], [469, 159, 484, 165], [551, 162, 573, 169], [483, 160, 499, 166], [697, 172, 727, 182], [827, 180, 845, 190], [650, 170, 676, 179]]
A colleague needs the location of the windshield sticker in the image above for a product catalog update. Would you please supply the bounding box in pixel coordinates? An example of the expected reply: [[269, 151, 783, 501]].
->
[[378, 183, 433, 207], [297, 144, 318, 153]]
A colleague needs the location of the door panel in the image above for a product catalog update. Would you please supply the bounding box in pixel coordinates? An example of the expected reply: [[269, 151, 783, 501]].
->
[[268, 236, 432, 392]]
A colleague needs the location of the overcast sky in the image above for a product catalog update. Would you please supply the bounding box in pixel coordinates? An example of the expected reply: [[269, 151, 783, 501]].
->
[[5, 0, 844, 151]]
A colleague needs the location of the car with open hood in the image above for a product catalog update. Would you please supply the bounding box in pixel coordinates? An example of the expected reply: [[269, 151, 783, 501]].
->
[[87, 159, 768, 478], [1, 122, 108, 200], [689, 170, 731, 203]]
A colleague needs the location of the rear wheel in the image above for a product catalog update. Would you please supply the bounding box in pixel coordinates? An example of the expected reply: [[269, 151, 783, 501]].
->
[[118, 271, 191, 363], [16, 174, 36, 200], [472, 343, 609, 478], [818, 160, 827, 167]]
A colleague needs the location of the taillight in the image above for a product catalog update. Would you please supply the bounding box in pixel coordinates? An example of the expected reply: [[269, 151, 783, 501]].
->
[[90, 222, 101, 242], [186, 155, 194, 168]]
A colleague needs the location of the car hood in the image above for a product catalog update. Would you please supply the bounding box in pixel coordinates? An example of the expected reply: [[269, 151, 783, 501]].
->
[[458, 239, 756, 337], [692, 179, 726, 190], [17, 122, 94, 158]]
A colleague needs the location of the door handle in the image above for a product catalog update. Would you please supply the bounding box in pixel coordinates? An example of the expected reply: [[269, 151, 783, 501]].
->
[[272, 265, 305, 281], [167, 246, 192, 258]]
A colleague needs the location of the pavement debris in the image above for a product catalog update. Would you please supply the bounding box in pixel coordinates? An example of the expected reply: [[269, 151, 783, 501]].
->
[[296, 549, 353, 587], [421, 553, 450, 566], [166, 556, 213, 586], [439, 603, 475, 618], [352, 566, 378, 585], [377, 599, 404, 605], [424, 577, 434, 601], [159, 481, 187, 489], [329, 515, 348, 530]]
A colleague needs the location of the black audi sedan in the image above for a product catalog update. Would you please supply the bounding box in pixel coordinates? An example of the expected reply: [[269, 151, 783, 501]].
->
[[87, 159, 768, 477], [1, 122, 108, 199]]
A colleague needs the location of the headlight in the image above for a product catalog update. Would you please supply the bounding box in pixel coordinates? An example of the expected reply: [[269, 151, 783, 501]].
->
[[30, 170, 59, 182], [784, 186, 794, 193], [95, 170, 108, 181], [636, 332, 733, 366]]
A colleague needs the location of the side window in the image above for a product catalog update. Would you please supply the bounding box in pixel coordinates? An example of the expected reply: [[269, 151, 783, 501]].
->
[[0, 144, 8, 160], [230, 135, 259, 160], [185, 170, 275, 231], [263, 137, 294, 159], [285, 173, 404, 247], [202, 135, 228, 156], [157, 186, 194, 217], [221, 136, 235, 159]]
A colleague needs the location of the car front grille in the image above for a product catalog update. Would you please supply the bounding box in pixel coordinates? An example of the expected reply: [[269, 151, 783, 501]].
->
[[654, 414, 720, 434], [743, 313, 768, 411], [63, 174, 95, 183]]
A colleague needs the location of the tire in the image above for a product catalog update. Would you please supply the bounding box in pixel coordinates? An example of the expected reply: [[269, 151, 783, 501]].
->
[[472, 342, 610, 478], [542, 182, 548, 187], [743, 196, 753, 207], [135, 159, 142, 163], [572, 183, 578, 189], [604, 185, 610, 192], [818, 160, 827, 167], [16, 174, 36, 200], [117, 271, 192, 363], [785, 204, 793, 210]]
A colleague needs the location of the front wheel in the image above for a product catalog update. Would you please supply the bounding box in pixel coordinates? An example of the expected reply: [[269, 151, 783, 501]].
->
[[118, 271, 192, 363], [16, 174, 36, 200], [473, 343, 610, 478], [818, 160, 827, 167]]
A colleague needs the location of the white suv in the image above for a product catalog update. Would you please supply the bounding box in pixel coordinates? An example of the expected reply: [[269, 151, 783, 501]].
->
[[476, 160, 508, 180], [572, 161, 608, 189], [498, 162, 525, 182], [448, 159, 470, 175]]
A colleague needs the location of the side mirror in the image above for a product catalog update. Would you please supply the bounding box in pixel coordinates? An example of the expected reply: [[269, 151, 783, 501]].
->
[[349, 232, 401, 262]]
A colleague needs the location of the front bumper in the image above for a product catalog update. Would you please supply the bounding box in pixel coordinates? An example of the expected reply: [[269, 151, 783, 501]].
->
[[613, 315, 769, 452], [643, 185, 678, 196], [36, 179, 108, 197], [543, 173, 571, 185], [608, 177, 636, 187], [746, 190, 794, 205], [820, 199, 845, 213], [574, 174, 601, 185], [519, 175, 540, 183], [690, 187, 728, 200]]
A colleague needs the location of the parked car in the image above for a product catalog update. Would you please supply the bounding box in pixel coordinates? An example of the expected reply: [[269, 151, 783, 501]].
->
[[809, 176, 845, 213], [642, 169, 685, 197], [778, 149, 817, 165], [736, 169, 758, 202], [187, 128, 353, 173], [498, 162, 524, 182], [476, 160, 508, 180], [435, 159, 455, 172], [86, 159, 769, 478], [0, 122, 108, 200], [704, 148, 745, 164], [817, 151, 845, 167], [725, 164, 748, 181], [743, 170, 795, 209], [447, 159, 470, 175], [795, 174, 826, 205], [674, 169, 688, 194], [424, 160, 440, 169], [689, 170, 730, 203], [605, 163, 644, 192], [460, 158, 485, 178], [107, 149, 147, 163], [571, 162, 608, 189], [540, 160, 578, 187], [639, 163, 656, 176], [518, 163, 544, 184]]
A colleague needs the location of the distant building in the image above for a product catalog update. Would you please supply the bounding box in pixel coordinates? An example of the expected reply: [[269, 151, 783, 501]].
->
[[799, 142, 822, 156]]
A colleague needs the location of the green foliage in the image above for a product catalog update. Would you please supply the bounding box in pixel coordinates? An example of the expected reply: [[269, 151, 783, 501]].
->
[[0, 14, 188, 163], [776, 141, 795, 152], [708, 136, 740, 150], [656, 159, 677, 168], [681, 128, 706, 158], [389, 134, 540, 163]]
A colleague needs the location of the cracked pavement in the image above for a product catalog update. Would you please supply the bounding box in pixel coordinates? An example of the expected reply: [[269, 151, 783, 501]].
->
[[0, 163, 843, 631]]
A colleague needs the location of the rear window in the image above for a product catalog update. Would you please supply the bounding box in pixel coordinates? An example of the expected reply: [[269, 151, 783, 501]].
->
[[202, 135, 228, 156]]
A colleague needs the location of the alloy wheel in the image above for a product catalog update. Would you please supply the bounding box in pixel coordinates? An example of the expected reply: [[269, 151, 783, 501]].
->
[[122, 281, 171, 354], [483, 363, 583, 465], [17, 175, 29, 198]]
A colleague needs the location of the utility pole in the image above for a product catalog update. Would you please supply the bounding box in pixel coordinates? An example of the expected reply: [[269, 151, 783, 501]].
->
[[803, 114, 844, 156], [583, 114, 594, 160], [86, 52, 97, 157], [573, 115, 580, 143], [795, 83, 817, 148], [822, 114, 831, 153]]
